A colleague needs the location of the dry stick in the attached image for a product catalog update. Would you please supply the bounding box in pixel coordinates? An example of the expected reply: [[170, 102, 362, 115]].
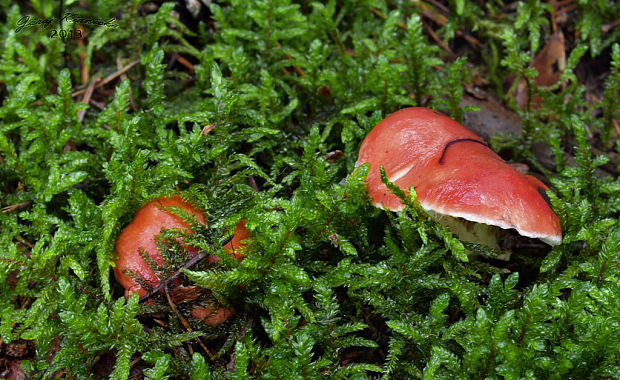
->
[[421, 19, 454, 54], [276, 42, 306, 77], [167, 52, 179, 70], [201, 123, 216, 135], [139, 235, 235, 303], [117, 57, 138, 113], [128, 356, 142, 377], [550, 0, 575, 33], [291, 63, 306, 78], [248, 175, 260, 192], [152, 318, 169, 328], [89, 99, 106, 110], [1, 257, 57, 281], [369, 8, 406, 29], [369, 7, 458, 59], [15, 236, 34, 249], [408, 3, 483, 49], [77, 27, 89, 85], [77, 77, 99, 122], [321, 149, 343, 163], [550, 0, 560, 33], [71, 59, 140, 98], [424, 0, 450, 14], [2, 201, 32, 213], [163, 285, 214, 359], [602, 18, 620, 34], [176, 55, 196, 72]]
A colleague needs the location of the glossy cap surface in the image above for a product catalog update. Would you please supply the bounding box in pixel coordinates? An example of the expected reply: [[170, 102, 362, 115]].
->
[[114, 195, 207, 297], [356, 107, 562, 245]]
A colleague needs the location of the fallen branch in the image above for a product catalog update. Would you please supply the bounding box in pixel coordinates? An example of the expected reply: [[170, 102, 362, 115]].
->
[[71, 59, 140, 98]]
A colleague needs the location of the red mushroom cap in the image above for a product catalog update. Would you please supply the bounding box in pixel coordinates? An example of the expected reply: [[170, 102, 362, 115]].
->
[[190, 304, 236, 326], [207, 219, 251, 265], [356, 107, 562, 246], [114, 195, 250, 298], [114, 195, 206, 297]]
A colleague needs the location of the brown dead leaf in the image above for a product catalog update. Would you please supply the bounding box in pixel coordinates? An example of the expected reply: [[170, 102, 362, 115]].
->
[[201, 123, 216, 135], [0, 357, 27, 380], [514, 32, 566, 109], [322, 150, 343, 163], [532, 32, 566, 87], [0, 339, 34, 380], [460, 93, 523, 140]]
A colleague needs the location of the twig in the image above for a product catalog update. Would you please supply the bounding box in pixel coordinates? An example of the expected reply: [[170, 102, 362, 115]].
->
[[77, 27, 89, 85], [425, 0, 450, 14], [2, 201, 32, 213], [128, 356, 142, 375], [77, 77, 99, 122], [276, 42, 306, 77], [602, 19, 620, 34], [412, 3, 483, 48], [63, 139, 77, 152], [15, 236, 34, 249], [456, 30, 483, 48], [201, 123, 216, 135], [322, 150, 343, 163], [369, 8, 407, 29], [176, 55, 196, 72], [89, 99, 106, 110], [291, 63, 305, 77], [163, 285, 214, 359], [117, 57, 138, 113], [248, 175, 260, 192], [371, 4, 481, 51], [421, 19, 454, 54], [71, 59, 140, 98], [167, 52, 179, 70], [139, 235, 234, 302]]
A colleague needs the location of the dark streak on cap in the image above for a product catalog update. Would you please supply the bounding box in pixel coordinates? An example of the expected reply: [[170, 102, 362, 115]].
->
[[537, 187, 552, 208]]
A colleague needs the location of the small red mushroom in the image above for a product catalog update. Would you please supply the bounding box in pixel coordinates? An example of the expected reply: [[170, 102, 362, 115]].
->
[[114, 195, 206, 298], [207, 219, 250, 265], [113, 195, 250, 325], [356, 107, 562, 246], [190, 304, 236, 326]]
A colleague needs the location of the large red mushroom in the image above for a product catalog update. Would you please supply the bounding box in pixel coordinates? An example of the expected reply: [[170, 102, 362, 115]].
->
[[356, 107, 562, 247]]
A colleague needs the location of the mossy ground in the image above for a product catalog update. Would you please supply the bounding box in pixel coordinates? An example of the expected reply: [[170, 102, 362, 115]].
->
[[1, 1, 619, 379]]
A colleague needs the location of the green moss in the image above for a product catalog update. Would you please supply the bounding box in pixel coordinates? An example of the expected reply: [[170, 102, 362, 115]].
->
[[0, 0, 618, 378]]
